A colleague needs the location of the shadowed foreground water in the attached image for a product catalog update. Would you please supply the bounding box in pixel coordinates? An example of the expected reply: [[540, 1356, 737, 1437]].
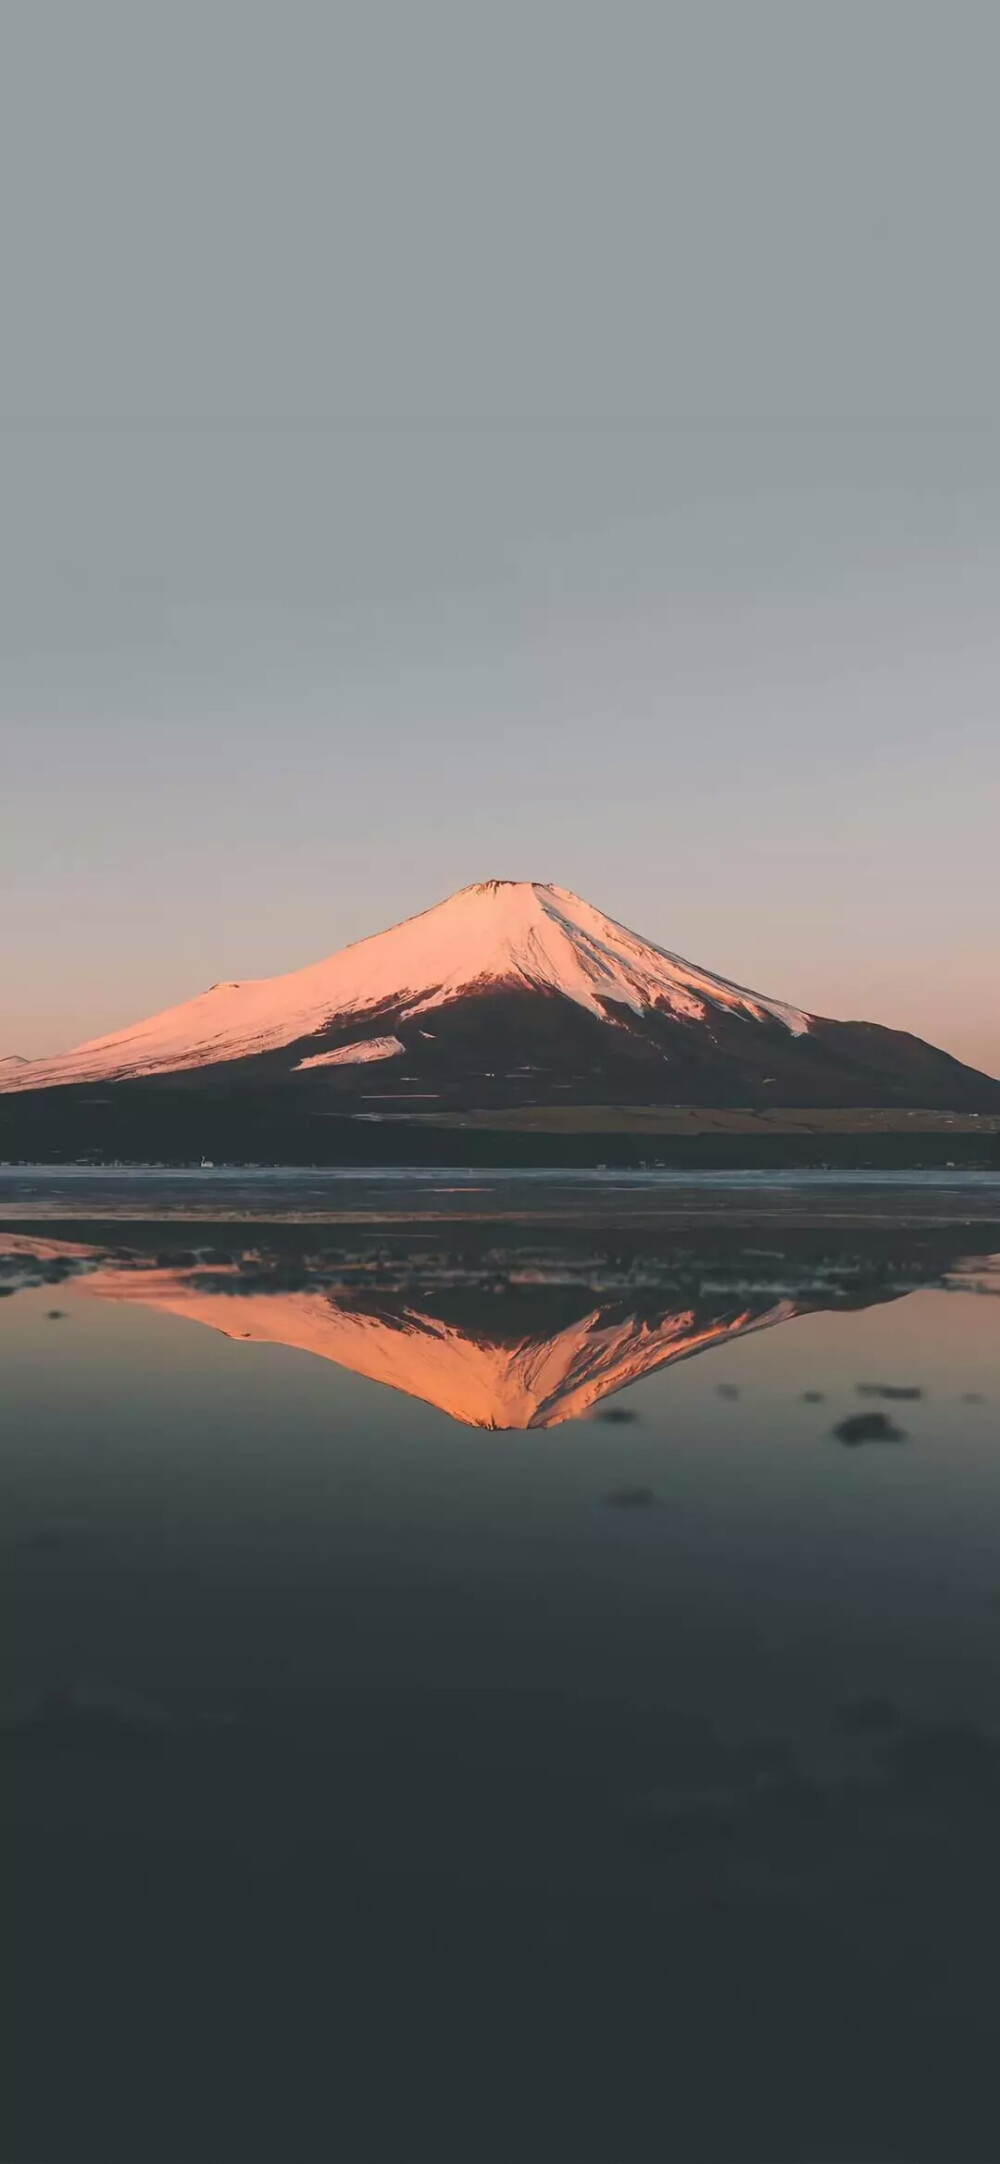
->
[[3, 1173, 1000, 2162]]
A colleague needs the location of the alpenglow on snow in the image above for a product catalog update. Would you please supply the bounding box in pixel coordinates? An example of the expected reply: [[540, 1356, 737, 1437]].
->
[[1, 882, 811, 1090], [4, 880, 998, 1115]]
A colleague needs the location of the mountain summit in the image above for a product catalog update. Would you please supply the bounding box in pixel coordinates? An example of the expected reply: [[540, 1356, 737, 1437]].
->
[[3, 880, 998, 1120]]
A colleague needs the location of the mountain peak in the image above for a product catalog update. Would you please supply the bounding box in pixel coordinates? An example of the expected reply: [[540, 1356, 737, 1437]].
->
[[463, 878, 542, 893]]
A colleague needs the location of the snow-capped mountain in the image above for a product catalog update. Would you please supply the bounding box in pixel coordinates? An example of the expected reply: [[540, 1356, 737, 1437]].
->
[[3, 879, 998, 1119], [1, 881, 811, 1090]]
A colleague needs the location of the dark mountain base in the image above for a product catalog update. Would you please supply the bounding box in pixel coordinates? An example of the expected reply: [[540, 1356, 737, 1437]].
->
[[141, 984, 1000, 1113], [3, 1084, 999, 1169], [5, 983, 999, 1164]]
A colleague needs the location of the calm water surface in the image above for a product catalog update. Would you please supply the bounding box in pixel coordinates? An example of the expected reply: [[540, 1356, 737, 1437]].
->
[[3, 1171, 1000, 2162]]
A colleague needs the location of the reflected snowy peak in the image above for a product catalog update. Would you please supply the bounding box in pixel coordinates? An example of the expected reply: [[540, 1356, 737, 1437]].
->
[[4, 1223, 994, 1430]]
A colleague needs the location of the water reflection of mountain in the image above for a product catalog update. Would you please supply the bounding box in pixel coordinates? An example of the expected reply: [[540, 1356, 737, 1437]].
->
[[4, 1225, 996, 1430], [89, 1270, 800, 1427]]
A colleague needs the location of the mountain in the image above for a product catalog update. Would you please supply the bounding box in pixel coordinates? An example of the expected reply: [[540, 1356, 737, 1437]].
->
[[0, 881, 813, 1089], [3, 884, 998, 1155]]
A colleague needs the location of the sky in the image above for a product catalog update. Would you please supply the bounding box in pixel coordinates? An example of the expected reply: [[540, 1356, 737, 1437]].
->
[[2, 1, 998, 1078]]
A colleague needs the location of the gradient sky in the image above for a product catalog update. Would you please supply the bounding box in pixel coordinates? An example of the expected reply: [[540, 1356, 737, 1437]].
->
[[2, 2, 999, 1077]]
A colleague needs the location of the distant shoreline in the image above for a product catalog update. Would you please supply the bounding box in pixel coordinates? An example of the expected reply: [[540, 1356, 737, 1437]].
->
[[2, 1111, 999, 1174]]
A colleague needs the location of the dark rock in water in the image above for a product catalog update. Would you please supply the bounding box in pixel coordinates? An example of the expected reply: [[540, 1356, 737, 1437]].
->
[[595, 1406, 639, 1425], [716, 1383, 740, 1400], [857, 1382, 923, 1400], [835, 1694, 899, 1735], [833, 1411, 907, 1446], [602, 1485, 655, 1508], [802, 1390, 826, 1403], [45, 1308, 67, 1320]]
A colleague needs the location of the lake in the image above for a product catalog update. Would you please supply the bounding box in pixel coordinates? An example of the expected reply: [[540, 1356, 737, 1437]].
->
[[3, 1170, 1000, 2163]]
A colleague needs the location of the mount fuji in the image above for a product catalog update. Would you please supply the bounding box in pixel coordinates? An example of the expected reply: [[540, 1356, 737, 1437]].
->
[[3, 883, 998, 1158]]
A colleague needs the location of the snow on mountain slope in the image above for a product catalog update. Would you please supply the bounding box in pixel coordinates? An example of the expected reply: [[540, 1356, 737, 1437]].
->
[[1, 881, 810, 1092], [294, 1036, 405, 1070]]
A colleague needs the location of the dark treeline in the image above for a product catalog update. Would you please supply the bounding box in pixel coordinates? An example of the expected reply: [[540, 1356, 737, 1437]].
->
[[3, 1084, 998, 1171]]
